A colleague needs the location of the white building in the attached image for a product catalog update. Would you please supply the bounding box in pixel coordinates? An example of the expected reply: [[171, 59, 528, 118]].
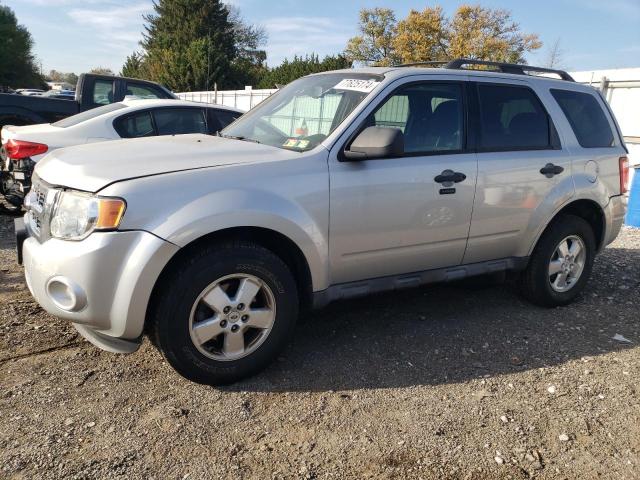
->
[[46, 81, 75, 91]]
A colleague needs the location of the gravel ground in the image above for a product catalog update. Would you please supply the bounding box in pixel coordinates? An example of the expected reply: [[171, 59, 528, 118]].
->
[[1, 215, 639, 480]]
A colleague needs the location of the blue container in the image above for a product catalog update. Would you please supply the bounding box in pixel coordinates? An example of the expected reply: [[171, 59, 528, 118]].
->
[[625, 167, 640, 227]]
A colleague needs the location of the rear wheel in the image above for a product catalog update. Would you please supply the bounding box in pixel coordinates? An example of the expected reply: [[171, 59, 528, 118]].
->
[[520, 214, 596, 307], [0, 172, 23, 216], [150, 241, 299, 385]]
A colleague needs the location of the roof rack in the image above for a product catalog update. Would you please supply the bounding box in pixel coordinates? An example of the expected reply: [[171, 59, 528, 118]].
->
[[398, 58, 575, 82], [396, 61, 450, 68]]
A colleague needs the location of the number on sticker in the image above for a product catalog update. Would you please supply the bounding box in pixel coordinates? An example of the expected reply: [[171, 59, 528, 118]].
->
[[334, 79, 380, 93]]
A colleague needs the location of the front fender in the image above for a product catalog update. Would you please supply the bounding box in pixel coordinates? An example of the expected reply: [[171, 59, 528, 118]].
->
[[102, 158, 330, 291], [155, 188, 329, 290]]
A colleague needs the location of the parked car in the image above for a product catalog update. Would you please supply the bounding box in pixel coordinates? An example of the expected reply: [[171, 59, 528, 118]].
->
[[15, 60, 629, 385], [0, 73, 176, 129], [15, 89, 45, 96], [41, 90, 76, 100], [0, 99, 242, 213]]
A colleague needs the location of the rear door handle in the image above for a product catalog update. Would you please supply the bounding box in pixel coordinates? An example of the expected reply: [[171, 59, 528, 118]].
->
[[539, 163, 564, 178], [434, 170, 466, 184]]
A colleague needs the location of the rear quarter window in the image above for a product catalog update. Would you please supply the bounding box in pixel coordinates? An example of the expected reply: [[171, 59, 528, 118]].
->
[[550, 89, 614, 148], [115, 111, 155, 138]]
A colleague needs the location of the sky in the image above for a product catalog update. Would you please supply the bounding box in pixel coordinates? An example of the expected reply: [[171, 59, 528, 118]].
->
[[3, 0, 640, 76]]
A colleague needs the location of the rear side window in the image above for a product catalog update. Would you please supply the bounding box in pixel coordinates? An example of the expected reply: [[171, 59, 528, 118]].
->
[[214, 109, 240, 130], [116, 111, 155, 138], [550, 89, 614, 148], [153, 108, 207, 135], [206, 109, 240, 134], [477, 84, 551, 150], [92, 79, 115, 106]]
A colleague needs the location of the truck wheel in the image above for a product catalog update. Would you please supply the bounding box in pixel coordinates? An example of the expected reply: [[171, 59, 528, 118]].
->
[[520, 214, 596, 307], [150, 240, 299, 385]]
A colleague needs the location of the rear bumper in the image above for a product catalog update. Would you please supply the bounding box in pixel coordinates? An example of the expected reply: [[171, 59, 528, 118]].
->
[[15, 217, 27, 264], [21, 229, 179, 352], [603, 194, 627, 248]]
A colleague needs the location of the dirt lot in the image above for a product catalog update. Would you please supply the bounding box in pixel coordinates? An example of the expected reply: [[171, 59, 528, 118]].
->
[[0, 215, 639, 480]]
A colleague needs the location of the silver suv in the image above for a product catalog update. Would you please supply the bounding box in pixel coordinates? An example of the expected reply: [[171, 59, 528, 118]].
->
[[15, 60, 629, 384]]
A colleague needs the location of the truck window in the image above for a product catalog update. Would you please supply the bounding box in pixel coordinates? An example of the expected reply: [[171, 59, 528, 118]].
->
[[92, 79, 115, 105], [125, 82, 165, 99], [550, 89, 614, 148]]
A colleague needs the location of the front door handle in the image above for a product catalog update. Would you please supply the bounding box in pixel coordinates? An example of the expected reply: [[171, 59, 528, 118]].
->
[[539, 163, 564, 178], [434, 170, 466, 184]]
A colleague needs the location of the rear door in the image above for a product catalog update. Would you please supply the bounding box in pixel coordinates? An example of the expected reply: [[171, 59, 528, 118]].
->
[[328, 78, 478, 284], [463, 78, 574, 264]]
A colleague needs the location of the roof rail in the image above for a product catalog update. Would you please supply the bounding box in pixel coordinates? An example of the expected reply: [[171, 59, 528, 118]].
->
[[396, 58, 575, 82], [446, 58, 574, 81], [396, 61, 449, 68]]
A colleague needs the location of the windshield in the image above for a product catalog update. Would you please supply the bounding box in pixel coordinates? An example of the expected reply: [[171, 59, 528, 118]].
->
[[221, 73, 383, 151], [52, 102, 127, 128]]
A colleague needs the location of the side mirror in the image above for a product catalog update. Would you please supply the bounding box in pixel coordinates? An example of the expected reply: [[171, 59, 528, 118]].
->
[[342, 126, 404, 161]]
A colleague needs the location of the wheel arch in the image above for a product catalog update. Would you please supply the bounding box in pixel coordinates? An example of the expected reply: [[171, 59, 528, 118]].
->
[[146, 226, 314, 332], [530, 198, 605, 255]]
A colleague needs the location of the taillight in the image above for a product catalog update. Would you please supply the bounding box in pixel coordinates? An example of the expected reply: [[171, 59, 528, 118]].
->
[[619, 156, 629, 194], [5, 139, 48, 160]]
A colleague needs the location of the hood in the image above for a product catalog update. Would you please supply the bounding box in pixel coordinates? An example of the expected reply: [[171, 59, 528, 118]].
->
[[35, 134, 298, 192]]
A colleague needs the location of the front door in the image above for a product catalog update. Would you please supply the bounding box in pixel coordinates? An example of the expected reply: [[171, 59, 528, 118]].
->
[[328, 80, 478, 284]]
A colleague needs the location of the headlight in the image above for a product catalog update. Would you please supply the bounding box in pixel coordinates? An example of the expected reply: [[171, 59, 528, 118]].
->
[[49, 190, 126, 240]]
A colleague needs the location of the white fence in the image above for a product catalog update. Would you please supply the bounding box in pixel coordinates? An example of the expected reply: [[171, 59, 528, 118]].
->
[[176, 88, 277, 111]]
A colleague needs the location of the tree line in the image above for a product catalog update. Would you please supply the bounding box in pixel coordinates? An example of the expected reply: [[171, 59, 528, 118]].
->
[[2, 0, 549, 92]]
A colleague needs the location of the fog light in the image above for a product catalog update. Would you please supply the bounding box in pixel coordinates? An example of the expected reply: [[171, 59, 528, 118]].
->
[[46, 276, 87, 312]]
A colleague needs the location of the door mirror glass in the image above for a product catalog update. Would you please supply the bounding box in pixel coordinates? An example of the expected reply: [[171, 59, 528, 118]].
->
[[343, 126, 404, 160]]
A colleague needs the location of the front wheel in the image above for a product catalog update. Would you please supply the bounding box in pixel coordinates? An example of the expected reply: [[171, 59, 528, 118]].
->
[[520, 214, 596, 307], [149, 241, 299, 385]]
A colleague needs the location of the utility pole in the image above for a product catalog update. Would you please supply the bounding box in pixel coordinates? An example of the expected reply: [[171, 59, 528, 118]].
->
[[206, 27, 211, 92]]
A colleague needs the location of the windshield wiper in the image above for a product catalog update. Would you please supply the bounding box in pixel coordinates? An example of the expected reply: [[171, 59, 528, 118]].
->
[[217, 132, 261, 144]]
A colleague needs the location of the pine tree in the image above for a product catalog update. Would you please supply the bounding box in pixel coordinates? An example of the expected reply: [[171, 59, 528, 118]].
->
[[141, 0, 236, 91], [121, 52, 144, 78], [257, 54, 352, 89], [0, 4, 44, 88]]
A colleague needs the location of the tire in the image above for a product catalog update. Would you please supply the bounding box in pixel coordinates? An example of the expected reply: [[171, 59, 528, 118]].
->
[[149, 240, 299, 385], [520, 214, 596, 307]]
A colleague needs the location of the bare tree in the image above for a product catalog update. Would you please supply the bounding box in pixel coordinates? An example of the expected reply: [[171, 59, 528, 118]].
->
[[545, 38, 565, 69]]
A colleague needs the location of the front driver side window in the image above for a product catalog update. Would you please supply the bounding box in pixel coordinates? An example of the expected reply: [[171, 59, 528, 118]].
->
[[368, 83, 464, 154]]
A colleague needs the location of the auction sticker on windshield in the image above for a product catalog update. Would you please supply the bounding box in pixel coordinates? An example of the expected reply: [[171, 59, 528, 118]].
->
[[334, 79, 380, 93]]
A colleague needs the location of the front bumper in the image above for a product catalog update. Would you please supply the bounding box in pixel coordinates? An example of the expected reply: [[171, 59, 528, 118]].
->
[[20, 225, 179, 353]]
